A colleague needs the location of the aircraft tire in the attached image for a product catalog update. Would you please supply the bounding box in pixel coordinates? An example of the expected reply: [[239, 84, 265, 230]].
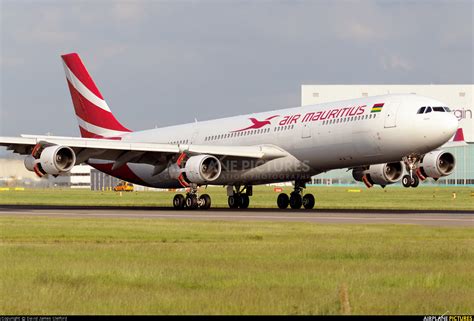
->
[[186, 194, 199, 209], [402, 175, 412, 188], [173, 194, 185, 209], [289, 192, 303, 209], [410, 175, 420, 188], [302, 194, 315, 209], [199, 194, 211, 209], [228, 195, 241, 209], [277, 193, 289, 209], [240, 194, 250, 209]]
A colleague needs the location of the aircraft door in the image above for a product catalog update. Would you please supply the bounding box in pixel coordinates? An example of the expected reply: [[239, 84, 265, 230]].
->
[[384, 101, 400, 128], [302, 123, 311, 138]]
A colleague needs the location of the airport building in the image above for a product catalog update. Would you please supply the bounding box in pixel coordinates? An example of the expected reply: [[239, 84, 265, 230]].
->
[[301, 85, 474, 186]]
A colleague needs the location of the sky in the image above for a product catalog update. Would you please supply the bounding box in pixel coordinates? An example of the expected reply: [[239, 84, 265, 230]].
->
[[0, 0, 473, 138]]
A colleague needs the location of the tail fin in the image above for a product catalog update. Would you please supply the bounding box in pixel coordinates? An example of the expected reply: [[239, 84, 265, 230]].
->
[[441, 128, 467, 148], [61, 53, 131, 139], [452, 128, 465, 142]]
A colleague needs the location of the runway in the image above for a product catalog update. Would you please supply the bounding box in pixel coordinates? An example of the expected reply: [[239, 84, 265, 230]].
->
[[0, 205, 473, 226]]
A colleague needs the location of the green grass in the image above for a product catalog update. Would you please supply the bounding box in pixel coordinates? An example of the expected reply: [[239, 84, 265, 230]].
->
[[0, 216, 472, 314], [0, 186, 473, 210]]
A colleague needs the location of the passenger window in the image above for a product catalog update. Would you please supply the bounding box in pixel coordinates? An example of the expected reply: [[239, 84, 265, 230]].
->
[[417, 107, 426, 114], [425, 107, 432, 113]]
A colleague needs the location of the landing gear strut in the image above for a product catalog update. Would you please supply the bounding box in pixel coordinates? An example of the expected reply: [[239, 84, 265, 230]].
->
[[402, 154, 421, 188], [277, 181, 315, 210], [227, 185, 252, 209], [173, 184, 211, 210]]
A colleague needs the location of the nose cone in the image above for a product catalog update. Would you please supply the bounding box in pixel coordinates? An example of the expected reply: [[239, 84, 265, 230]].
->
[[419, 111, 459, 150]]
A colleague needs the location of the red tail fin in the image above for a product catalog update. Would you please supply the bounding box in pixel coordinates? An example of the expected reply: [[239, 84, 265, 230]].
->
[[452, 128, 465, 142], [61, 53, 131, 139]]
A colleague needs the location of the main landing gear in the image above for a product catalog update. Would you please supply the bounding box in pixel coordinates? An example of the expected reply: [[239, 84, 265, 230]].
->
[[277, 181, 315, 210], [402, 155, 420, 188], [173, 184, 211, 210], [227, 185, 252, 209]]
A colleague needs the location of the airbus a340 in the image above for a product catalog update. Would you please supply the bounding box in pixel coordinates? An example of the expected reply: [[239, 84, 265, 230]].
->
[[0, 53, 465, 209]]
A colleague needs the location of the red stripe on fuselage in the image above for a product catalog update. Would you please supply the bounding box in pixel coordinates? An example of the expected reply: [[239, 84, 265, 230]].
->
[[67, 80, 131, 132], [62, 53, 104, 99]]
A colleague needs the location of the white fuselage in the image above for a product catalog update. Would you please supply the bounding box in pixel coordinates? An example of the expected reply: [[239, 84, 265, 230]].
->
[[91, 94, 458, 188]]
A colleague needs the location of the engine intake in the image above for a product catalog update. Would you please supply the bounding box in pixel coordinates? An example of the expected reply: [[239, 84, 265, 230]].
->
[[353, 162, 404, 187], [39, 146, 76, 175], [418, 151, 455, 179]]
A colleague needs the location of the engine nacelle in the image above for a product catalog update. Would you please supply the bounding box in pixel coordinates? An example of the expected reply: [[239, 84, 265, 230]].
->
[[353, 162, 404, 187], [39, 146, 76, 175], [418, 151, 455, 179], [184, 155, 222, 184], [24, 155, 38, 172]]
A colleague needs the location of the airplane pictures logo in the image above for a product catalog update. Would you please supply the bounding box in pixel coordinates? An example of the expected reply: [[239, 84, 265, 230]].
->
[[232, 115, 280, 132]]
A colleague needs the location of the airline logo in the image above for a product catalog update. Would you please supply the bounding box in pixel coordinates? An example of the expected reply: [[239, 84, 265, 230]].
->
[[61, 53, 131, 139], [278, 105, 367, 126], [371, 103, 384, 113], [233, 115, 279, 132]]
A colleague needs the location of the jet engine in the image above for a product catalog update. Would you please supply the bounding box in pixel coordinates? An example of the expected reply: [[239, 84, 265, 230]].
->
[[168, 154, 222, 185], [24, 145, 76, 176], [352, 162, 404, 187], [417, 150, 455, 180], [184, 155, 222, 184]]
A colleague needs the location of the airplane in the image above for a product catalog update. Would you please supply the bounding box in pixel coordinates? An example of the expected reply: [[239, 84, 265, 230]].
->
[[0, 53, 465, 210]]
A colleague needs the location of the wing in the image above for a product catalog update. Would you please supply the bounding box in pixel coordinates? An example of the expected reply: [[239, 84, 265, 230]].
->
[[0, 135, 289, 170]]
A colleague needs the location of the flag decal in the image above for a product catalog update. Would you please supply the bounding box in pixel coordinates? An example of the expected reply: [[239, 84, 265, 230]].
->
[[371, 103, 384, 113]]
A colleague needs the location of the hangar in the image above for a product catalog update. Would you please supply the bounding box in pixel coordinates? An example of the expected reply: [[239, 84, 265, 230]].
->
[[301, 85, 473, 186]]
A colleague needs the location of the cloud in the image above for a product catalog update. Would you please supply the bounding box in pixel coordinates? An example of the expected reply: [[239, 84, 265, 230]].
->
[[0, 56, 24, 67], [112, 2, 148, 23]]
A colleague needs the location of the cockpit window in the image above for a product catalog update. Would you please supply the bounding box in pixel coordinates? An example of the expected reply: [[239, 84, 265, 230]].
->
[[417, 107, 426, 114], [444, 107, 451, 112], [433, 107, 445, 112], [425, 106, 432, 113]]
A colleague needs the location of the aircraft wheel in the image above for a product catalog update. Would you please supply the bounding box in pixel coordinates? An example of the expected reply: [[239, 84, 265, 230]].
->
[[410, 175, 420, 188], [228, 195, 241, 209], [302, 194, 315, 210], [185, 194, 198, 209], [239, 194, 250, 209], [289, 192, 303, 209], [402, 175, 412, 188], [277, 193, 289, 209], [199, 194, 211, 209], [173, 194, 185, 209]]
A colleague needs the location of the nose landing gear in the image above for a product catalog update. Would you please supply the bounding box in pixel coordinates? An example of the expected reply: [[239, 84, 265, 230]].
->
[[402, 154, 421, 188], [277, 181, 315, 210], [401, 174, 419, 188]]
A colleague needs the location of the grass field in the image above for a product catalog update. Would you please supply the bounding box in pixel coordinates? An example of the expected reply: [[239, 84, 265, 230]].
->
[[0, 216, 473, 315], [0, 186, 473, 210]]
